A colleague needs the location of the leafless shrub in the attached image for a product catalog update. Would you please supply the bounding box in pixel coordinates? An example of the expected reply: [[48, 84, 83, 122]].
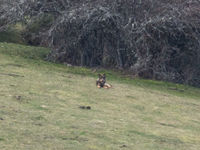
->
[[1, 0, 200, 86]]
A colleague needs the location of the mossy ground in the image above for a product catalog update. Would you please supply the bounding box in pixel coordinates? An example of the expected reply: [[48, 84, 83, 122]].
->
[[0, 42, 200, 150]]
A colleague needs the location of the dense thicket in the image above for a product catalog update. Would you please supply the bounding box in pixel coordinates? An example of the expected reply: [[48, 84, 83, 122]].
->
[[1, 0, 200, 86]]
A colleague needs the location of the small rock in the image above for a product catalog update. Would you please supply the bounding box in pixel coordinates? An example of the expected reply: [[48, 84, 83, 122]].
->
[[63, 62, 72, 67], [15, 96, 21, 100], [79, 106, 86, 109], [86, 106, 91, 110], [79, 106, 91, 110], [41, 105, 47, 108], [120, 145, 127, 148]]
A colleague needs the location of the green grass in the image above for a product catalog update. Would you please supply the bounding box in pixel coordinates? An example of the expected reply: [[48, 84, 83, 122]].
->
[[0, 42, 200, 150]]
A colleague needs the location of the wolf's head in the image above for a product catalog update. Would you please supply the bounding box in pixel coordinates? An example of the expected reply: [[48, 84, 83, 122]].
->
[[97, 74, 106, 87]]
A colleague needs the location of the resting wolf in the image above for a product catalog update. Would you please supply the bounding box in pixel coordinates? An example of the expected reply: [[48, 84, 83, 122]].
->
[[96, 74, 112, 89]]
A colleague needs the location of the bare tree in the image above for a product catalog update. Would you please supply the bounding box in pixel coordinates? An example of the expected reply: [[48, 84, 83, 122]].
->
[[1, 0, 200, 86]]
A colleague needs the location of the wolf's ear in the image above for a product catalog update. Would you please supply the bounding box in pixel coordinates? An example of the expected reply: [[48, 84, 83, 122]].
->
[[103, 74, 106, 77], [98, 74, 101, 78]]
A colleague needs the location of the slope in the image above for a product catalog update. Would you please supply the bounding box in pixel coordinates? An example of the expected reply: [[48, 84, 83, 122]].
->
[[0, 43, 200, 150]]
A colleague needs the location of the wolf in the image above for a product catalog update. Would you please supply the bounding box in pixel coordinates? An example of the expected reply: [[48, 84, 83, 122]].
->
[[96, 74, 112, 89]]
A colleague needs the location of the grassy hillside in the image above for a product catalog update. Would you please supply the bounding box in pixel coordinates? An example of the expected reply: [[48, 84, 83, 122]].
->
[[0, 42, 200, 150]]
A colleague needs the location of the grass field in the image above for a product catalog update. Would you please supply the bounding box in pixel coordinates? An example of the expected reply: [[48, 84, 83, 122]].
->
[[0, 42, 200, 150]]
